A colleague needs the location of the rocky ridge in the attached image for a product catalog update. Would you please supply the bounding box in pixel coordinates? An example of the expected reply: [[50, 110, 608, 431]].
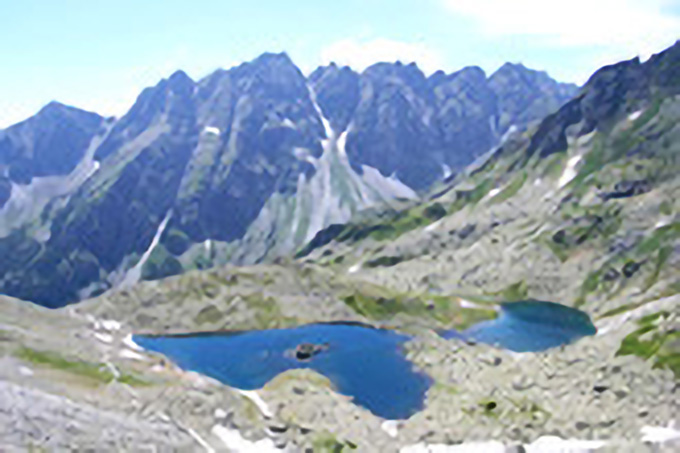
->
[[0, 54, 575, 307]]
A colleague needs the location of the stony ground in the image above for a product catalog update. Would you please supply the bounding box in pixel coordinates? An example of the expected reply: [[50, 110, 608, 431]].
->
[[1, 284, 678, 451]]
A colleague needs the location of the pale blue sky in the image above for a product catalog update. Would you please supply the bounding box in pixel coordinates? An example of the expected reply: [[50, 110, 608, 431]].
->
[[1, 0, 678, 127]]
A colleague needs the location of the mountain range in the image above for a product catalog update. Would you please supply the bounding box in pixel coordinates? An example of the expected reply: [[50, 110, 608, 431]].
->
[[0, 54, 576, 307]]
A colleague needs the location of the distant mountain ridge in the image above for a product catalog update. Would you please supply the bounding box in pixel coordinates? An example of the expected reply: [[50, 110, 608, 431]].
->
[[0, 103, 104, 202], [0, 52, 577, 307], [312, 60, 577, 188]]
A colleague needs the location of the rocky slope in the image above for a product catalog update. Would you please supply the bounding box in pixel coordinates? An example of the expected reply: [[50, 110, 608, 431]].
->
[[0, 54, 575, 307], [1, 266, 678, 451]]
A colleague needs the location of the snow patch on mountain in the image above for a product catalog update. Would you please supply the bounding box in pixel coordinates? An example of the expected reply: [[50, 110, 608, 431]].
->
[[116, 210, 173, 289], [628, 110, 643, 121], [558, 155, 582, 188], [230, 88, 421, 262], [360, 166, 417, 200], [0, 125, 111, 238], [290, 90, 418, 244]]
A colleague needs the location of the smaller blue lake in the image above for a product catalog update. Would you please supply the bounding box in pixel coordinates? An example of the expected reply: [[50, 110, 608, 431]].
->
[[135, 301, 596, 419], [443, 300, 597, 352], [135, 323, 432, 419]]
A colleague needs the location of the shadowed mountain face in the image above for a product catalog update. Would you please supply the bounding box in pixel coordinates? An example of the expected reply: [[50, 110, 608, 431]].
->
[[172, 53, 324, 244], [0, 103, 104, 207], [429, 66, 500, 171], [344, 62, 443, 190], [489, 63, 579, 135], [0, 52, 577, 307], [312, 62, 577, 189], [525, 43, 680, 161], [309, 63, 361, 134]]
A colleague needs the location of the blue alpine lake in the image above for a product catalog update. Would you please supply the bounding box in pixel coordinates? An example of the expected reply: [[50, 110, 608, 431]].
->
[[134, 323, 432, 419], [443, 300, 598, 352], [135, 301, 596, 418]]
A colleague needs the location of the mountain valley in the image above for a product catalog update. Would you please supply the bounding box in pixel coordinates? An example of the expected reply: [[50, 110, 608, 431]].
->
[[1, 41, 679, 452]]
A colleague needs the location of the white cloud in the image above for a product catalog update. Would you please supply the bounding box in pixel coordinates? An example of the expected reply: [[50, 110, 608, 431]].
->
[[320, 38, 445, 74], [442, 0, 680, 59]]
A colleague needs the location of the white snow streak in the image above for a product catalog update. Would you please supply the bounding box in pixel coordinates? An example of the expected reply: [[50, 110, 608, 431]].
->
[[100, 319, 121, 331], [203, 126, 220, 135], [236, 389, 274, 418], [187, 427, 215, 453], [117, 211, 172, 289], [381, 420, 400, 438], [361, 166, 417, 200], [525, 436, 606, 452], [628, 110, 643, 121], [640, 423, 680, 444], [290, 86, 418, 245], [119, 349, 147, 361], [211, 425, 278, 453], [94, 333, 113, 344], [18, 366, 34, 377], [558, 155, 582, 188], [123, 333, 143, 351], [425, 219, 443, 232], [487, 188, 501, 199], [441, 163, 453, 179]]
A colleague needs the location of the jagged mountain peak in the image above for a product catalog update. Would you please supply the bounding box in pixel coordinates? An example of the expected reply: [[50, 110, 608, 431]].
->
[[253, 51, 295, 66], [490, 61, 554, 83], [167, 69, 195, 91], [0, 45, 591, 307], [491, 62, 577, 90], [584, 40, 680, 94], [29, 101, 102, 124], [360, 60, 433, 110], [226, 51, 309, 100], [427, 69, 447, 85], [646, 40, 680, 90], [224, 51, 297, 75], [93, 67, 199, 161], [362, 60, 428, 81], [38, 100, 70, 114], [1, 101, 102, 143], [449, 66, 488, 86], [493, 61, 529, 74], [0, 101, 104, 187], [241, 51, 304, 80], [309, 63, 356, 81], [488, 61, 579, 135], [455, 65, 487, 79], [309, 64, 360, 134], [429, 66, 488, 88]]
